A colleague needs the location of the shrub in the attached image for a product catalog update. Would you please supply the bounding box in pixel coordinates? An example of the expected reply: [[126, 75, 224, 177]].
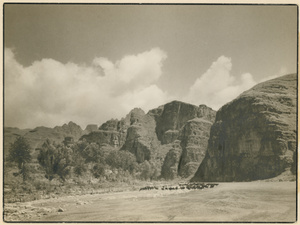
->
[[91, 163, 106, 178], [138, 160, 159, 180]]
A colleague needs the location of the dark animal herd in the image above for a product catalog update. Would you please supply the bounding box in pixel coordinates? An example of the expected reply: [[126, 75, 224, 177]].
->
[[139, 183, 219, 191]]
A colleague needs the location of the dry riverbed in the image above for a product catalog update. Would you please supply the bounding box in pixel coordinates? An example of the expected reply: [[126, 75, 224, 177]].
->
[[3, 181, 296, 222]]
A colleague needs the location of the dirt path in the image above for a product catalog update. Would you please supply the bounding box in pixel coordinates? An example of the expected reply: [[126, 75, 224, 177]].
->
[[4, 181, 296, 222]]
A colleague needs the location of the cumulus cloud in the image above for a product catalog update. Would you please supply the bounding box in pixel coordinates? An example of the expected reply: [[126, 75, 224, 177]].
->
[[185, 56, 256, 110], [4, 48, 168, 129], [6, 49, 286, 129]]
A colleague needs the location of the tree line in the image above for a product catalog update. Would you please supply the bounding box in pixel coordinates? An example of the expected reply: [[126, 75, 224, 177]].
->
[[8, 136, 160, 183]]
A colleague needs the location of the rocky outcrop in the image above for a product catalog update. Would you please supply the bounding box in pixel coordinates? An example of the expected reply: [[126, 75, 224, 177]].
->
[[81, 117, 130, 148], [80, 108, 158, 152], [53, 121, 84, 140], [178, 118, 213, 178], [154, 101, 216, 179], [98, 119, 119, 131], [85, 124, 98, 133], [80, 130, 120, 147], [147, 105, 164, 122], [155, 101, 215, 144], [121, 108, 161, 163], [192, 74, 297, 182], [119, 103, 215, 176], [160, 141, 182, 180], [159, 117, 213, 180], [83, 102, 211, 174]]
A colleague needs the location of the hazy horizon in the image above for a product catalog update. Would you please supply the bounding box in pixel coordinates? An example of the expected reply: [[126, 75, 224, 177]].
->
[[4, 4, 297, 129]]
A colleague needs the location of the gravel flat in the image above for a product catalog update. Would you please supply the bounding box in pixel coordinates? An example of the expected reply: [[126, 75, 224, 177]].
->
[[4, 181, 296, 222]]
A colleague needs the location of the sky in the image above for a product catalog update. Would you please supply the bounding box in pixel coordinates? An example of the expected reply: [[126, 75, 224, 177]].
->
[[4, 4, 297, 129]]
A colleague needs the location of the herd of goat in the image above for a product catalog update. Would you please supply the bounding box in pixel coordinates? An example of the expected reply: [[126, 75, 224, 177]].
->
[[139, 183, 219, 191]]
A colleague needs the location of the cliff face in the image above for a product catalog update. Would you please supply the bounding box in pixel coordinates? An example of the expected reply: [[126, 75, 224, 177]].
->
[[157, 101, 216, 179], [80, 101, 216, 179], [160, 141, 182, 180], [121, 108, 160, 163], [81, 113, 131, 148], [192, 74, 297, 182], [81, 108, 160, 160], [156, 101, 215, 144], [178, 118, 213, 178]]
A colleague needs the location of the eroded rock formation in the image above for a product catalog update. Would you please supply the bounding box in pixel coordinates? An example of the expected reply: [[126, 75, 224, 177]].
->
[[160, 141, 182, 180], [157, 101, 216, 179], [121, 108, 160, 163], [80, 101, 216, 179], [156, 101, 215, 144], [178, 118, 213, 178], [81, 115, 131, 148], [192, 74, 297, 182]]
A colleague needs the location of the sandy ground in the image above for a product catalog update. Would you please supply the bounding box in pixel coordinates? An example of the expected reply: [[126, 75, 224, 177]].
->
[[4, 181, 296, 222]]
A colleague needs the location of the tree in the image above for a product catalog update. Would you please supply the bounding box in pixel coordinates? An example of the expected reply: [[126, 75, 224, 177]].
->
[[82, 143, 105, 163], [38, 139, 73, 181], [105, 150, 137, 172], [8, 136, 32, 182], [73, 156, 87, 176]]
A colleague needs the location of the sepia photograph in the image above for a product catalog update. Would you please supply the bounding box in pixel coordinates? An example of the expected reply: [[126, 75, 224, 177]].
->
[[2, 2, 298, 223]]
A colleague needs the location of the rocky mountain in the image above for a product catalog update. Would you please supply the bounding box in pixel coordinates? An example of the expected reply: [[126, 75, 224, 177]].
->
[[192, 74, 297, 182], [5, 101, 216, 180], [81, 101, 216, 179]]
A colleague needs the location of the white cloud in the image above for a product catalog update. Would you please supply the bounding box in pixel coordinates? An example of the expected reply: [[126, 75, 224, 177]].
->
[[4, 48, 168, 129], [6, 49, 286, 130], [259, 66, 288, 83], [185, 56, 256, 110], [120, 84, 170, 113]]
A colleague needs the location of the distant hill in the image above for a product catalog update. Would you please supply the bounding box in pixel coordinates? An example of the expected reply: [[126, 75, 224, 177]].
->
[[4, 121, 97, 159]]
